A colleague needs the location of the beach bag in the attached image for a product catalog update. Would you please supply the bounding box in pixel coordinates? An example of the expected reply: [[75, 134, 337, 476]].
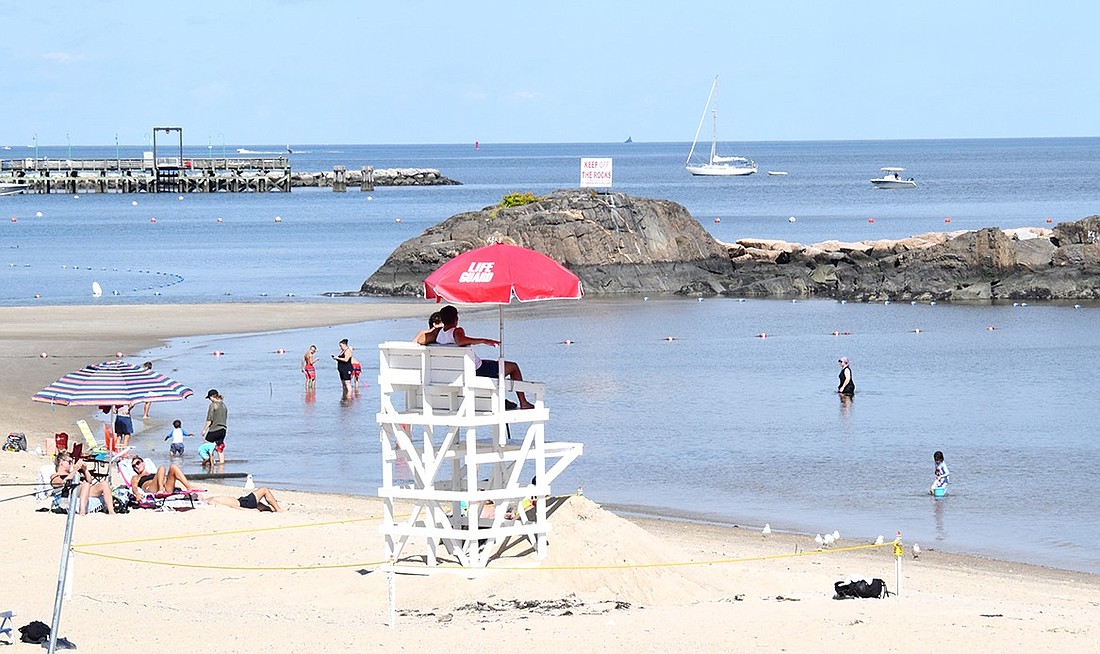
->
[[833, 578, 890, 599], [3, 432, 27, 452], [19, 620, 50, 644]]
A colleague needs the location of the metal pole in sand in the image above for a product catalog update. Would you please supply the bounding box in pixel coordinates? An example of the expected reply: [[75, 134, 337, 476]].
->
[[48, 479, 79, 654], [893, 532, 903, 597], [388, 556, 397, 628]]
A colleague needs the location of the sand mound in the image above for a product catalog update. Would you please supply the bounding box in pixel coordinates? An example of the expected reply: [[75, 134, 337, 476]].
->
[[392, 495, 731, 611]]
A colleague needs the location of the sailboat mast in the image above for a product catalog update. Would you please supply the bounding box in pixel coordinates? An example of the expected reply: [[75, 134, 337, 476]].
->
[[709, 108, 718, 164], [686, 75, 719, 166]]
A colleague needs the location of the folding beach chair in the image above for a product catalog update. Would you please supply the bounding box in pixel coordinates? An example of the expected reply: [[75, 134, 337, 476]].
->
[[115, 459, 202, 511], [0, 610, 14, 645], [76, 419, 103, 452]]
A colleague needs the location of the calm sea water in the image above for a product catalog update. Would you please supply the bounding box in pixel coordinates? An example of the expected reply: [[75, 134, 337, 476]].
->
[[6, 139, 1100, 572]]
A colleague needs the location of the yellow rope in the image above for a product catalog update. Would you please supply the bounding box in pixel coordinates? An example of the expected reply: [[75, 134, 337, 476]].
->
[[74, 514, 383, 548], [72, 533, 893, 573], [70, 548, 389, 571]]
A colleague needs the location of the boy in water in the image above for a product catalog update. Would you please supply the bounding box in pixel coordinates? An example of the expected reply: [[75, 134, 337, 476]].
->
[[198, 441, 217, 467], [930, 450, 950, 494], [301, 345, 318, 390], [164, 419, 192, 456]]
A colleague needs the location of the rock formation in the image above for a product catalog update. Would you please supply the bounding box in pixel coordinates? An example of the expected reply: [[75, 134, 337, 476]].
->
[[357, 189, 1100, 301], [360, 189, 734, 296]]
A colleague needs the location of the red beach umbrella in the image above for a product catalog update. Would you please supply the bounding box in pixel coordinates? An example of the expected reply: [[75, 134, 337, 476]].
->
[[423, 243, 582, 411], [423, 242, 582, 304]]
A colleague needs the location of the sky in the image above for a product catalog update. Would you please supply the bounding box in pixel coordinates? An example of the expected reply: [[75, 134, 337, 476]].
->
[[2, 1, 1097, 146]]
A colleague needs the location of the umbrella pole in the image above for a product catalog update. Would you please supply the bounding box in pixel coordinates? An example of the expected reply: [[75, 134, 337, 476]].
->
[[498, 305, 506, 418], [48, 479, 79, 654]]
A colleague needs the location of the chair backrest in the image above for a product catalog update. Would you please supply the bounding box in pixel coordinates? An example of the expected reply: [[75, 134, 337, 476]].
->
[[34, 464, 57, 501], [76, 419, 99, 450]]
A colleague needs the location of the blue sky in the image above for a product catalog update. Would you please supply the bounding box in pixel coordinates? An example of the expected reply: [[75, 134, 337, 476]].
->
[[2, 1, 1096, 146]]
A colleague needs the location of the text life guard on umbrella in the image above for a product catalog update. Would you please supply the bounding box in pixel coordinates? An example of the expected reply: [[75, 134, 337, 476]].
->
[[459, 262, 495, 283]]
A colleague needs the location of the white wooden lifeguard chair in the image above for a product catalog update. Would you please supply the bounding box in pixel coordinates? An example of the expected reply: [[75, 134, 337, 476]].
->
[[376, 341, 582, 568]]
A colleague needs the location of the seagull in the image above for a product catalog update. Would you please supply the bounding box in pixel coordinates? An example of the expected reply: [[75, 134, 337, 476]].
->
[[875, 535, 884, 546], [913, 543, 921, 559], [823, 533, 835, 547], [814, 534, 824, 549], [762, 524, 771, 538], [832, 530, 840, 542]]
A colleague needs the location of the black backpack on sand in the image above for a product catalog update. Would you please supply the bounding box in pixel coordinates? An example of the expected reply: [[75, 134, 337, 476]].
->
[[834, 578, 890, 599]]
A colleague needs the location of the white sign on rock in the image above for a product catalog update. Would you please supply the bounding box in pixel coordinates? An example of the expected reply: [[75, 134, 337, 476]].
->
[[580, 157, 613, 188]]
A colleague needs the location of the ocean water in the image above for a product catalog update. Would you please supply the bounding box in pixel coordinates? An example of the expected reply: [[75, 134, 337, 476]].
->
[[6, 139, 1100, 572]]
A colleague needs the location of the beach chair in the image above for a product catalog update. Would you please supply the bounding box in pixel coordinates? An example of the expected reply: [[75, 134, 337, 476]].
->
[[0, 610, 14, 645], [116, 459, 202, 511], [76, 419, 103, 452], [35, 463, 65, 512]]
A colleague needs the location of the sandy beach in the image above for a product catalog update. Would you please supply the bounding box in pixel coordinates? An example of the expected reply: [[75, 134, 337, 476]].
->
[[1, 304, 1098, 651]]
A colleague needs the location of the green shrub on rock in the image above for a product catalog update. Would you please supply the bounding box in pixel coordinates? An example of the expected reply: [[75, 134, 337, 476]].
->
[[500, 192, 540, 208]]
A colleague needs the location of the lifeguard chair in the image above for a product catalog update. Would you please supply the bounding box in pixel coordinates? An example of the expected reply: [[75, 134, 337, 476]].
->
[[376, 342, 582, 568]]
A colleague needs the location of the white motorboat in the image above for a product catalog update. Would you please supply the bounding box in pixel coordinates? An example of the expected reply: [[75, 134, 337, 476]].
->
[[0, 181, 29, 196], [686, 76, 756, 176], [767, 171, 789, 176], [871, 167, 916, 189]]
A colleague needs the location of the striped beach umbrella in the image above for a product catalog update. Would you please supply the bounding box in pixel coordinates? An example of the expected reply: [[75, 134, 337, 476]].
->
[[32, 360, 193, 406]]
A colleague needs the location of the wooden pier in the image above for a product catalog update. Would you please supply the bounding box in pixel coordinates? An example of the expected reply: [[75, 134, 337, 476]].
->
[[0, 156, 292, 194]]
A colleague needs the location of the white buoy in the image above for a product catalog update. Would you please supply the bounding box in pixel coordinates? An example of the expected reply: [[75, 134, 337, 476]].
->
[[274, 216, 282, 223], [91, 281, 102, 298], [131, 200, 138, 206], [35, 211, 43, 217], [788, 216, 796, 223]]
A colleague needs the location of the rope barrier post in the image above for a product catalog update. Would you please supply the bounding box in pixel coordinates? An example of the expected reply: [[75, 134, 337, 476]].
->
[[387, 556, 396, 628], [893, 531, 903, 597], [48, 478, 79, 654]]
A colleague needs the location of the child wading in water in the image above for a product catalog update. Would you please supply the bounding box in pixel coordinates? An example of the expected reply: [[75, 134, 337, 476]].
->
[[165, 419, 192, 456], [930, 450, 950, 494]]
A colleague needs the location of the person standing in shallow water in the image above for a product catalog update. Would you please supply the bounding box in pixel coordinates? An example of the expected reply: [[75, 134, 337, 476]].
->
[[201, 389, 228, 465], [333, 338, 354, 395], [837, 357, 855, 396], [301, 345, 318, 390]]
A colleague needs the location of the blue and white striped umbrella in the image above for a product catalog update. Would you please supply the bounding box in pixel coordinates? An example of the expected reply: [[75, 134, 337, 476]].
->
[[32, 360, 193, 406]]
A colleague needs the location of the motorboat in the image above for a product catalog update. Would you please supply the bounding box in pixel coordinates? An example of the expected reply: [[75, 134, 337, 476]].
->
[[0, 181, 29, 196], [871, 167, 916, 189], [685, 76, 756, 176], [767, 171, 789, 176]]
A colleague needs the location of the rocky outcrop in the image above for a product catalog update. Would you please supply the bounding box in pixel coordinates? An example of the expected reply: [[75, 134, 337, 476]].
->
[[291, 168, 459, 188], [722, 218, 1100, 301], [359, 189, 734, 296], [357, 189, 1100, 301]]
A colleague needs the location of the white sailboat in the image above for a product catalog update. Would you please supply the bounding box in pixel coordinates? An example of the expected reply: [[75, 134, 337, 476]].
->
[[686, 75, 756, 177]]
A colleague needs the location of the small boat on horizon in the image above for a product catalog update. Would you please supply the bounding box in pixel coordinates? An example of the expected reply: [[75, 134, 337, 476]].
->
[[871, 167, 917, 189], [685, 75, 756, 177], [624, 136, 633, 144], [767, 171, 788, 176]]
